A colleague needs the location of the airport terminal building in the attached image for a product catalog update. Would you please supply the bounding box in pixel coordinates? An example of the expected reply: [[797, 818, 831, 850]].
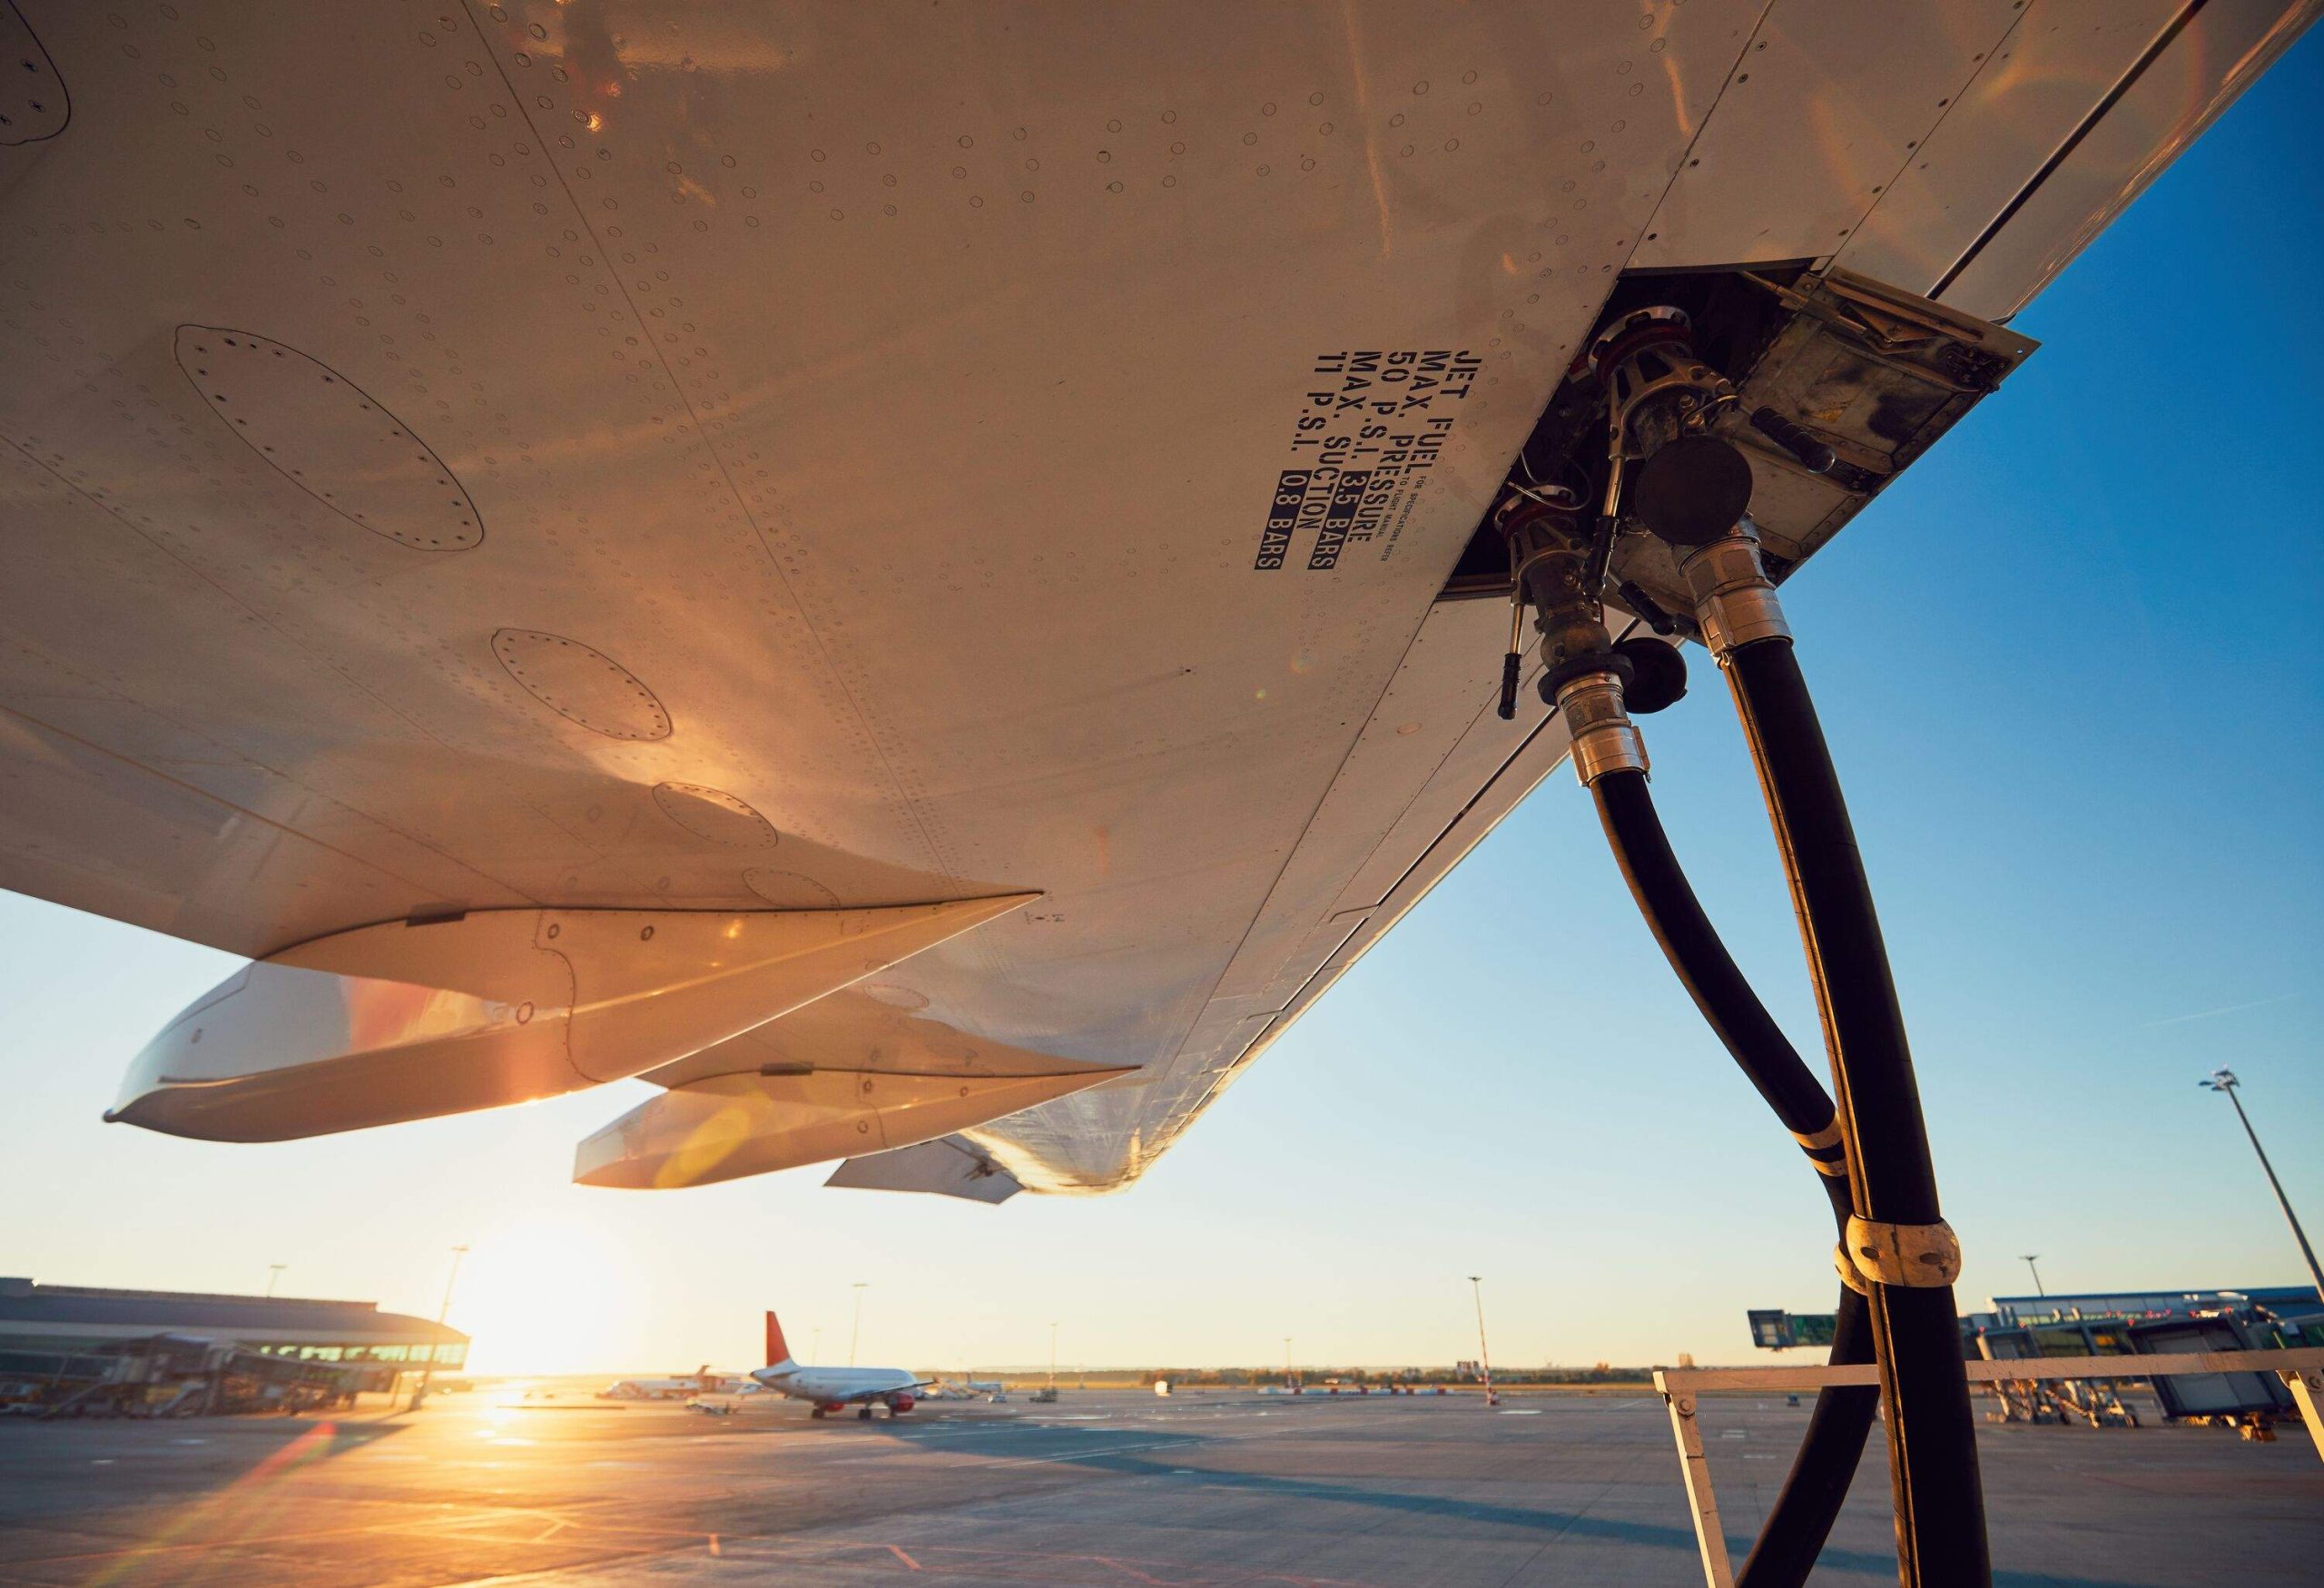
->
[[0, 1277, 468, 1374], [1986, 1287, 2323, 1327]]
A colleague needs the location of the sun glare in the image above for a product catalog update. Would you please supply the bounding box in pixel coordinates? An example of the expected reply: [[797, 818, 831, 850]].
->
[[448, 1214, 642, 1376]]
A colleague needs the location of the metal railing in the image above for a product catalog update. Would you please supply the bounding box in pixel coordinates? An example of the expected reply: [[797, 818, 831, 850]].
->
[[1652, 1348, 2324, 1588]]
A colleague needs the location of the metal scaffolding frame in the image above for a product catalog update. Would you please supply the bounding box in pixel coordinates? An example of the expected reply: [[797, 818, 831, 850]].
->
[[1653, 1348, 2324, 1588]]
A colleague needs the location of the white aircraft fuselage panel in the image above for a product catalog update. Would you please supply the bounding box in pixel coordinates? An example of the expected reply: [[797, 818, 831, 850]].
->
[[753, 1365, 919, 1406]]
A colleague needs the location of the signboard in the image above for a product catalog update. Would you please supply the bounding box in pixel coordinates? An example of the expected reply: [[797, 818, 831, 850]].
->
[[1748, 1310, 1838, 1350]]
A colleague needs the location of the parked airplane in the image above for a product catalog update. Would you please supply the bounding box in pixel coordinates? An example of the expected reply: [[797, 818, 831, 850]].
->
[[596, 1366, 749, 1402], [749, 1311, 931, 1421], [921, 1377, 1009, 1403]]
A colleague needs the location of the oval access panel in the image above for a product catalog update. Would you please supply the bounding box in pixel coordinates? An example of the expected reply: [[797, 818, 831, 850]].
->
[[653, 783, 779, 848], [493, 629, 672, 740], [861, 982, 931, 1011], [174, 326, 481, 550], [0, 5, 68, 145], [743, 869, 842, 909]]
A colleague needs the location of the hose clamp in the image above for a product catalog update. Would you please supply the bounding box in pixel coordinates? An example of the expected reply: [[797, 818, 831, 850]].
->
[[1845, 1216, 1963, 1288], [1679, 523, 1791, 656], [1792, 1120, 1851, 1179], [1555, 672, 1648, 786]]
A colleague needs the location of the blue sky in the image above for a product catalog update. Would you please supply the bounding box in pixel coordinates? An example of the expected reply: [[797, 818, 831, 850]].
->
[[3, 35, 2318, 1376]]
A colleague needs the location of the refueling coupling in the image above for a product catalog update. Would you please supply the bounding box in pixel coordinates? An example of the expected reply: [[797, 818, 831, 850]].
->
[[1680, 519, 1792, 658], [1557, 671, 1647, 786], [1590, 306, 1753, 549], [1591, 306, 1792, 656], [1499, 486, 1604, 709], [1495, 483, 1687, 750], [1586, 304, 1793, 657]]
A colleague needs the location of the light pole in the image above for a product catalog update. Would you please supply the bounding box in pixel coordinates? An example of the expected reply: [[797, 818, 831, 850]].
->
[[1048, 1321, 1059, 1391], [264, 1264, 286, 1297], [411, 1244, 468, 1410], [1468, 1276, 1497, 1407], [2019, 1255, 2045, 1297], [811, 1327, 822, 1363], [849, 1282, 869, 1366], [1284, 1336, 1293, 1387], [2201, 1069, 2324, 1306]]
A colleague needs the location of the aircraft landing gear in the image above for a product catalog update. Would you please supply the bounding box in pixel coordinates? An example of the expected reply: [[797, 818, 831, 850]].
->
[[811, 1407, 825, 1419], [857, 1405, 874, 1420]]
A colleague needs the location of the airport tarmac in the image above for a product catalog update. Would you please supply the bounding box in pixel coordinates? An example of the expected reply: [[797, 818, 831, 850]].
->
[[1, 1386, 2316, 1586]]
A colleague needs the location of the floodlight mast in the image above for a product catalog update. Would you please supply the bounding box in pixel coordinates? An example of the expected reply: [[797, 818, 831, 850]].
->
[[1468, 1276, 1498, 1407], [411, 1244, 468, 1411], [2201, 1070, 2324, 1307]]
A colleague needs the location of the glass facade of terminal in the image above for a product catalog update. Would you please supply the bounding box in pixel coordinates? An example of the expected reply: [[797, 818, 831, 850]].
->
[[0, 1281, 473, 1376], [251, 1341, 468, 1366]]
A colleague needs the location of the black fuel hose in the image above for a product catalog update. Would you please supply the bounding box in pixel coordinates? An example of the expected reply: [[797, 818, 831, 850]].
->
[[1742, 1287, 1876, 1585], [1589, 767, 1876, 1587], [1722, 638, 1990, 1586], [1590, 771, 1839, 1144]]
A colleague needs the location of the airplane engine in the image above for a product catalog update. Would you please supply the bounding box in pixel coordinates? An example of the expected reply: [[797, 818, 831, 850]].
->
[[886, 1394, 916, 1415]]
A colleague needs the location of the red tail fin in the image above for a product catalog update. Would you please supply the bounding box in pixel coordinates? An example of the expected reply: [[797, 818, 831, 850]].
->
[[764, 1309, 792, 1366]]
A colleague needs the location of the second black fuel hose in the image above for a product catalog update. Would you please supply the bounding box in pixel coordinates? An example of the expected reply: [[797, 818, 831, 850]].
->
[[1722, 636, 1990, 1586], [1589, 765, 1876, 1588], [1591, 771, 1838, 1141]]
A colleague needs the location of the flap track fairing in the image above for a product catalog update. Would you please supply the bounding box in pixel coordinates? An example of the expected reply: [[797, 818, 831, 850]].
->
[[106, 895, 1034, 1142], [572, 1058, 1128, 1190]]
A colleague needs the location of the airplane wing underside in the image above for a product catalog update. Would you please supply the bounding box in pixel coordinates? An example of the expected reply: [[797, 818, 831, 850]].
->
[[1, 1, 2310, 1193]]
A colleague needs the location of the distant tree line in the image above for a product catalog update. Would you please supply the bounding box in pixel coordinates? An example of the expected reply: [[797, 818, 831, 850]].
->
[[1131, 1364, 1654, 1386]]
